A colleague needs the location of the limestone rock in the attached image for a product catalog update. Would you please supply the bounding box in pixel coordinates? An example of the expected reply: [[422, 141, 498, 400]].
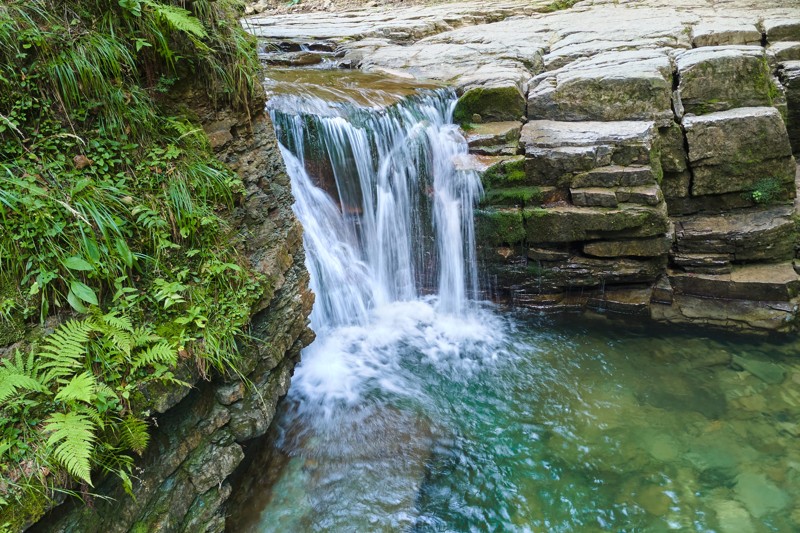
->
[[525, 203, 669, 243], [570, 187, 618, 208], [464, 121, 522, 155], [616, 185, 663, 206], [675, 46, 778, 115], [528, 246, 570, 262], [521, 120, 656, 186], [670, 252, 732, 274], [682, 107, 795, 196], [583, 235, 673, 258], [691, 19, 761, 47], [538, 255, 667, 288], [669, 262, 800, 301], [527, 49, 673, 123], [765, 18, 800, 42], [572, 166, 655, 188], [780, 61, 800, 153], [657, 123, 688, 174], [769, 42, 800, 63], [651, 293, 800, 333], [661, 171, 691, 201], [673, 205, 796, 262]]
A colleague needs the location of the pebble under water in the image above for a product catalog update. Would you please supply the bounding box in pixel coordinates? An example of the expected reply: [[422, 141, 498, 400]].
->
[[227, 72, 800, 532]]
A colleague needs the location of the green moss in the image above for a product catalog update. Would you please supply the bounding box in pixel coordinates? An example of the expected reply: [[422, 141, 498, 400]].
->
[[481, 186, 543, 207], [0, 485, 50, 532], [453, 86, 525, 125], [481, 156, 527, 188], [0, 276, 28, 346], [475, 208, 526, 246], [536, 0, 579, 13]]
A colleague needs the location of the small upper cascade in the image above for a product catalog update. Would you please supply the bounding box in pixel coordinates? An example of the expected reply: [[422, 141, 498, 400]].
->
[[269, 88, 482, 328]]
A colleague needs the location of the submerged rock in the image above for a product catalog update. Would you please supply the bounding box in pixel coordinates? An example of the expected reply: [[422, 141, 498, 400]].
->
[[731, 355, 787, 385], [734, 471, 790, 518]]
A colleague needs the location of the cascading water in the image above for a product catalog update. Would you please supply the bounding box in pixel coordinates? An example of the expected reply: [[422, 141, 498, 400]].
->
[[271, 88, 482, 325], [227, 86, 513, 531]]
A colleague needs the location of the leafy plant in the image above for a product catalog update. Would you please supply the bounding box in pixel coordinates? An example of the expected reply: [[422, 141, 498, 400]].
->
[[746, 177, 784, 205], [0, 0, 266, 527]]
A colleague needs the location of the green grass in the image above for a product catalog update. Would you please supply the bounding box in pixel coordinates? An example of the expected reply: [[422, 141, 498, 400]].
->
[[0, 0, 265, 527]]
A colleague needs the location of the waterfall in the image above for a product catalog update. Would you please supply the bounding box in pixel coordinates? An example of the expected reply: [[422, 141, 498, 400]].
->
[[238, 83, 513, 533], [269, 89, 482, 329]]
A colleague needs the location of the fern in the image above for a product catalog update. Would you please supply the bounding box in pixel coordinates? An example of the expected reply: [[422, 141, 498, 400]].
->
[[53, 372, 97, 404], [91, 311, 134, 357], [38, 319, 95, 383], [0, 350, 46, 403], [44, 411, 97, 485], [131, 341, 177, 372], [119, 415, 149, 455], [142, 0, 208, 39]]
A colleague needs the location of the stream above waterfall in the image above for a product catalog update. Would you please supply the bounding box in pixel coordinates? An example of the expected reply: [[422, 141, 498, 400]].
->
[[226, 71, 800, 532]]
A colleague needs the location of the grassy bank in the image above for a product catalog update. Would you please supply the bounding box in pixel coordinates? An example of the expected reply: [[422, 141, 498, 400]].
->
[[0, 1, 264, 529]]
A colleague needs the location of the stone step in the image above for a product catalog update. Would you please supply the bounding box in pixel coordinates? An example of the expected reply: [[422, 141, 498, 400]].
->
[[464, 121, 522, 155], [525, 203, 669, 243], [674, 46, 778, 116], [583, 234, 673, 258], [616, 185, 663, 205], [572, 184, 664, 207], [769, 41, 800, 63], [652, 293, 799, 334], [670, 252, 732, 274], [673, 205, 796, 262], [682, 107, 795, 196], [521, 120, 656, 187], [765, 18, 800, 42], [527, 49, 673, 124], [691, 19, 761, 47], [668, 262, 800, 301], [572, 165, 656, 188]]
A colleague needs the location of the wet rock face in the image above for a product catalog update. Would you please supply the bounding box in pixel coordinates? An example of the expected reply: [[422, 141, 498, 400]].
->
[[33, 96, 314, 532], [243, 0, 800, 334]]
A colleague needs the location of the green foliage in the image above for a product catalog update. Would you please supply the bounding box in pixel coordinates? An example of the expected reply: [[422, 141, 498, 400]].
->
[[0, 312, 187, 517], [746, 177, 784, 205], [0, 0, 266, 525]]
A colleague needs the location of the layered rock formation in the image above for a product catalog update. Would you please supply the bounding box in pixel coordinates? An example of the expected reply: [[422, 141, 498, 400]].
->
[[32, 92, 314, 532], [247, 0, 800, 334]]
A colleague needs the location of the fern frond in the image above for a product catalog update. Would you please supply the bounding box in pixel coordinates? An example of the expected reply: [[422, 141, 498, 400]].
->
[[131, 326, 161, 348], [38, 319, 95, 381], [119, 415, 149, 455], [91, 311, 134, 356], [0, 369, 45, 404], [131, 341, 177, 372], [143, 0, 208, 39], [44, 411, 97, 485], [0, 350, 47, 403], [53, 371, 97, 404], [99, 310, 133, 334]]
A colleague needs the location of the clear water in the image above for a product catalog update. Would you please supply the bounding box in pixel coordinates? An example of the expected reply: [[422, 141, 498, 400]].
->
[[227, 77, 800, 532]]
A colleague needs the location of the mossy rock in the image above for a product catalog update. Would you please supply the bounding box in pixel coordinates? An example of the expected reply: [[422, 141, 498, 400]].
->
[[453, 86, 525, 125], [481, 186, 543, 207], [0, 275, 29, 347], [523, 204, 669, 243], [475, 208, 526, 246], [480, 156, 527, 188]]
